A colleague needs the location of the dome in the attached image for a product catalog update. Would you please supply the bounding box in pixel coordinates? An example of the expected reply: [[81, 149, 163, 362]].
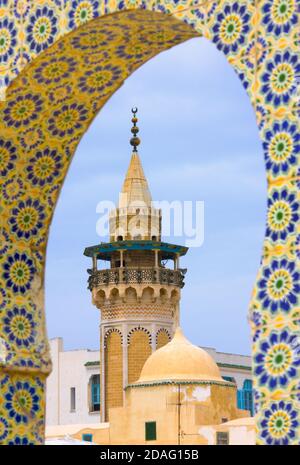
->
[[136, 327, 224, 384]]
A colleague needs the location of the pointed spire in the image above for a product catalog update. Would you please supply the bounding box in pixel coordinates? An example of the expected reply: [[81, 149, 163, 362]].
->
[[119, 108, 152, 208]]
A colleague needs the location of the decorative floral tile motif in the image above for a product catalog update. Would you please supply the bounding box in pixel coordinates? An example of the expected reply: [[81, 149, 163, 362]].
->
[[266, 188, 298, 242], [66, 0, 100, 30], [263, 120, 300, 178], [26, 5, 59, 54], [256, 257, 299, 313], [254, 328, 300, 391], [0, 1, 299, 446], [3, 93, 43, 128], [258, 49, 300, 108], [210, 2, 253, 56], [256, 400, 300, 445], [0, 372, 46, 445], [0, 17, 17, 62], [261, 0, 299, 37]]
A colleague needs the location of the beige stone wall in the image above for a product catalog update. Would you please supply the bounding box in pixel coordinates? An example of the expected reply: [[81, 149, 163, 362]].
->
[[109, 382, 249, 445], [156, 329, 171, 349], [109, 385, 179, 444], [104, 331, 123, 421], [101, 302, 175, 321], [95, 282, 179, 322], [64, 382, 252, 445], [128, 329, 152, 384], [193, 384, 242, 425]]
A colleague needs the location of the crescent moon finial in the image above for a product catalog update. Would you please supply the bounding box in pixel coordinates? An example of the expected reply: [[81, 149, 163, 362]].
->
[[130, 107, 140, 152]]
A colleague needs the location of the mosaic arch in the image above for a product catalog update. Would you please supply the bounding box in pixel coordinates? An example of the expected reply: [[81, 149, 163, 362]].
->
[[0, 0, 299, 445]]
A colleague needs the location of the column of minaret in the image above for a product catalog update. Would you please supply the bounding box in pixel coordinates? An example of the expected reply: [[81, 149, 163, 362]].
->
[[85, 109, 187, 421]]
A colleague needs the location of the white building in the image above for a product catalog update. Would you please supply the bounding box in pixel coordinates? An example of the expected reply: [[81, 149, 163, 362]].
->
[[46, 337, 253, 426]]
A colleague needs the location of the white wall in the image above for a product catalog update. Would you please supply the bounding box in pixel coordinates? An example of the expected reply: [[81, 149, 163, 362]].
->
[[198, 425, 255, 445], [228, 426, 256, 445], [46, 338, 100, 425], [46, 337, 63, 425], [203, 346, 252, 388]]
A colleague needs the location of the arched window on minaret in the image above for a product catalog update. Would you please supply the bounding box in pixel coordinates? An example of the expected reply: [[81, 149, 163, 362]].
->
[[128, 327, 152, 384]]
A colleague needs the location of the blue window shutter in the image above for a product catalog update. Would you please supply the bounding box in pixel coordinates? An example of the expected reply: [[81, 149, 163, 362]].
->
[[237, 389, 244, 409], [237, 380, 254, 416], [90, 375, 100, 411], [243, 379, 252, 390], [92, 382, 100, 404]]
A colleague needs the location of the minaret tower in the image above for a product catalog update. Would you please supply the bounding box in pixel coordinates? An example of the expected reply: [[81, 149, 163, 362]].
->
[[84, 109, 188, 422]]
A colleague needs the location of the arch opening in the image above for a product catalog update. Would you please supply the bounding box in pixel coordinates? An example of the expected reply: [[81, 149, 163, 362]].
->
[[0, 4, 298, 446]]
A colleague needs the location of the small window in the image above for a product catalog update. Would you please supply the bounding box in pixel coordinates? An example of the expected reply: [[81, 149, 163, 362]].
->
[[216, 432, 229, 445], [145, 421, 156, 441], [70, 387, 76, 412], [237, 379, 254, 416], [82, 434, 93, 442], [90, 374, 100, 412], [222, 376, 236, 384], [117, 236, 123, 241]]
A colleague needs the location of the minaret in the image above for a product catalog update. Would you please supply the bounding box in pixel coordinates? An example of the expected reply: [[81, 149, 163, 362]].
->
[[84, 108, 188, 422]]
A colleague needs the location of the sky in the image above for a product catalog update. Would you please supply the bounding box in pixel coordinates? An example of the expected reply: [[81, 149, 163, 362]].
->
[[45, 37, 267, 356]]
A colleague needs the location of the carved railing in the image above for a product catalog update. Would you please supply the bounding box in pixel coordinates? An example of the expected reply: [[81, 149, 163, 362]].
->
[[87, 267, 185, 290]]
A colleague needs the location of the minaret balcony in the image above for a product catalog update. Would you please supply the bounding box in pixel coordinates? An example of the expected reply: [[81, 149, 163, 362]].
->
[[87, 267, 185, 290]]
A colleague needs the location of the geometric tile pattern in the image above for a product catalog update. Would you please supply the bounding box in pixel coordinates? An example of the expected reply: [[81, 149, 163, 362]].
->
[[0, 0, 299, 445]]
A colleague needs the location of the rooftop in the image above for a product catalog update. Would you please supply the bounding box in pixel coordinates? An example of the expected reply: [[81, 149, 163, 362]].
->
[[84, 240, 188, 260]]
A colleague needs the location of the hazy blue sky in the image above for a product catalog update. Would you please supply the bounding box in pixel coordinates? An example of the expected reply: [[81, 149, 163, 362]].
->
[[45, 37, 267, 356]]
